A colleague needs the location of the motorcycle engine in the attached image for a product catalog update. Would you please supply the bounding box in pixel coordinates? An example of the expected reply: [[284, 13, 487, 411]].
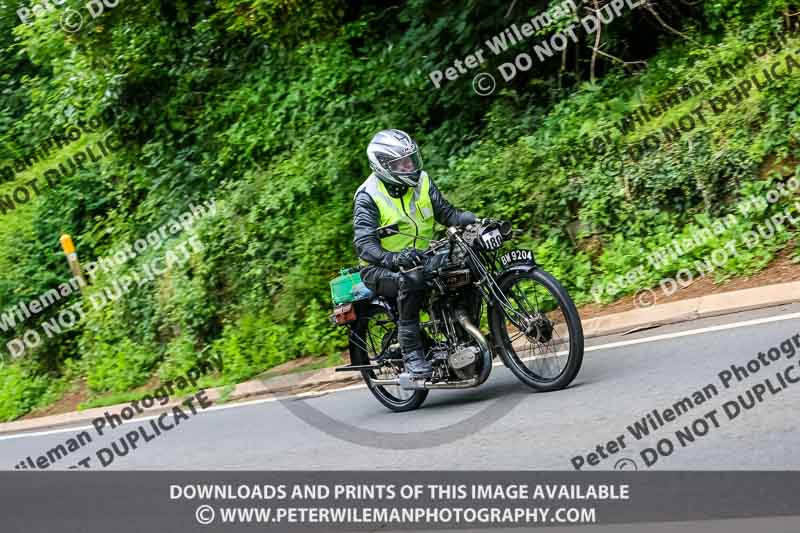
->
[[428, 242, 471, 290], [440, 268, 471, 289], [447, 344, 480, 380]]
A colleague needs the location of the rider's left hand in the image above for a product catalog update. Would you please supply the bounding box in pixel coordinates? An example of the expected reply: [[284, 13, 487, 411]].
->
[[394, 247, 425, 270]]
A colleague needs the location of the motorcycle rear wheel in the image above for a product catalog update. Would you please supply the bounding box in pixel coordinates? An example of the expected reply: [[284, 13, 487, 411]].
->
[[349, 304, 429, 412]]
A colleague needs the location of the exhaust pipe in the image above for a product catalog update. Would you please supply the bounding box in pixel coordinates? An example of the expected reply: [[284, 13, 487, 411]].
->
[[370, 377, 481, 389], [454, 308, 493, 386]]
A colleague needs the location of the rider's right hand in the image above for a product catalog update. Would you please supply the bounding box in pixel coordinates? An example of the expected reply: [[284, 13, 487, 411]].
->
[[394, 248, 425, 270], [457, 211, 478, 226]]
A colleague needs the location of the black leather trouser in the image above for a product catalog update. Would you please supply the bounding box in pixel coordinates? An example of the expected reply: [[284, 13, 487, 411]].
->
[[361, 265, 426, 354]]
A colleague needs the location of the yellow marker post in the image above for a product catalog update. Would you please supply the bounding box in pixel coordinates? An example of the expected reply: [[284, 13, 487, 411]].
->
[[60, 234, 87, 292], [60, 234, 75, 255]]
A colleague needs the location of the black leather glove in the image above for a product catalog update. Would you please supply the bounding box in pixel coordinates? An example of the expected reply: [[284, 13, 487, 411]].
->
[[394, 248, 425, 270]]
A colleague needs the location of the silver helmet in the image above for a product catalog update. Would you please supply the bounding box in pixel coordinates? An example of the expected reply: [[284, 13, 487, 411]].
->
[[366, 129, 424, 187]]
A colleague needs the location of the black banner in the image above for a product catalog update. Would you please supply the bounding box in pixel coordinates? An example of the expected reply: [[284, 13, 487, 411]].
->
[[2, 471, 799, 532]]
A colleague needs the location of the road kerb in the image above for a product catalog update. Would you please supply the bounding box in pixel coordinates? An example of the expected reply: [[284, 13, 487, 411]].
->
[[580, 281, 800, 339]]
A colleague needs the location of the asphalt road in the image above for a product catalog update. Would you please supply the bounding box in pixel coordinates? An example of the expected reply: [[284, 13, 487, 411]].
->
[[1, 304, 799, 471]]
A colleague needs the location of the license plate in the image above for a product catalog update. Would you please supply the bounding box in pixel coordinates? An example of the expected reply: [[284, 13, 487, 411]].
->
[[500, 249, 534, 267]]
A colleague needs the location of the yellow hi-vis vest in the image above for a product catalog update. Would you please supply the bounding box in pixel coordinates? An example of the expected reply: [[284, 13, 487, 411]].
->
[[355, 171, 435, 265]]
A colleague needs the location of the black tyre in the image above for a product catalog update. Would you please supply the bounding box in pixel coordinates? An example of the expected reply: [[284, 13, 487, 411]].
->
[[489, 268, 584, 391], [349, 304, 428, 412]]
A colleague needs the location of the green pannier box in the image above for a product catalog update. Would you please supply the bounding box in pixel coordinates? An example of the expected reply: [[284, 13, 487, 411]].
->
[[330, 267, 373, 305]]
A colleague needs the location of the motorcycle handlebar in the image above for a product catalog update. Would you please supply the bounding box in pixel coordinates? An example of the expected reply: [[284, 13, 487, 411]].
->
[[398, 219, 515, 273]]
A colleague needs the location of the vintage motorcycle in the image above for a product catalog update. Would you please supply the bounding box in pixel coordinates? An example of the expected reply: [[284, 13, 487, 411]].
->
[[330, 219, 584, 412]]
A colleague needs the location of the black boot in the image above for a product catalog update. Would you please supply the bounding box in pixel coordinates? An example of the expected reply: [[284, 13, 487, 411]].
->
[[403, 349, 433, 378], [397, 320, 433, 378]]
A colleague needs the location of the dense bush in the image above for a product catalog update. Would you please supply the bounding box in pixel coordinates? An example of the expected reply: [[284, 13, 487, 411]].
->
[[0, 0, 798, 420]]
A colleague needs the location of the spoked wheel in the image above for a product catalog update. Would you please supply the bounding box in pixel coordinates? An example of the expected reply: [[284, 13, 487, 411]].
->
[[349, 305, 428, 412], [489, 268, 584, 391]]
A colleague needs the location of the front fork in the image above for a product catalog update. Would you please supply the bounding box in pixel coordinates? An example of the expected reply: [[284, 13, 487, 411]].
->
[[484, 263, 543, 364]]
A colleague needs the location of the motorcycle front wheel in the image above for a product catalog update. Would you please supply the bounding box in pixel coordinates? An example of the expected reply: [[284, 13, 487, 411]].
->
[[349, 304, 429, 412], [489, 268, 584, 391]]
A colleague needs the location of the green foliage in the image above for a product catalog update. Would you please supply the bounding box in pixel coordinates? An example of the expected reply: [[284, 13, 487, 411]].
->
[[0, 361, 51, 421], [210, 312, 291, 382], [0, 0, 799, 420], [212, 0, 346, 43], [0, 357, 77, 421], [82, 333, 157, 394]]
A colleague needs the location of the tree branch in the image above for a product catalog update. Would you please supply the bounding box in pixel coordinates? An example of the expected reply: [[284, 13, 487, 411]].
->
[[590, 0, 602, 83], [594, 48, 648, 68], [505, 0, 518, 18], [644, 2, 699, 45]]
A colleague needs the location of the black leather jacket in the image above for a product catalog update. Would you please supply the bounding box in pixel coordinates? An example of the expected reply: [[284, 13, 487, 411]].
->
[[353, 176, 476, 270]]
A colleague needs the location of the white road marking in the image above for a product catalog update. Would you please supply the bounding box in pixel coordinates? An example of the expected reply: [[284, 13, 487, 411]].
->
[[581, 312, 800, 353], [1, 311, 798, 442], [0, 384, 368, 442]]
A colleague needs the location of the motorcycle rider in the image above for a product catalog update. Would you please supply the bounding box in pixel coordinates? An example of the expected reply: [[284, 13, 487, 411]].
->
[[352, 129, 477, 379]]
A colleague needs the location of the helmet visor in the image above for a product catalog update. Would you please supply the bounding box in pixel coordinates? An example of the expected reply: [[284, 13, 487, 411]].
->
[[386, 151, 423, 176]]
